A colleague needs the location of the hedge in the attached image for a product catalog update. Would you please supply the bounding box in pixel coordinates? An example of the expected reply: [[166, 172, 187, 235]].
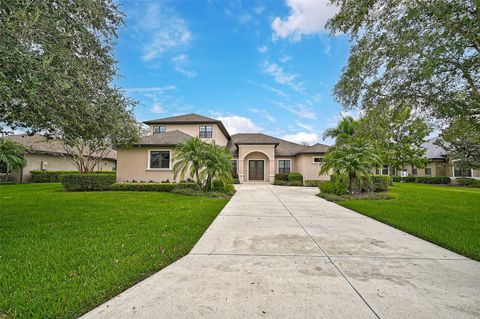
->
[[32, 170, 115, 183], [455, 178, 480, 188], [304, 180, 324, 187], [288, 172, 303, 183], [319, 181, 348, 195], [273, 180, 303, 186], [392, 176, 416, 183], [61, 174, 116, 191], [274, 173, 288, 181], [328, 175, 389, 193], [415, 176, 451, 184], [110, 182, 178, 192]]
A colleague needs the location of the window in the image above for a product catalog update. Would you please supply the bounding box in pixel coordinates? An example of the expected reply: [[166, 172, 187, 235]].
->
[[425, 167, 432, 176], [149, 150, 170, 169], [199, 125, 212, 138], [153, 126, 166, 134], [412, 168, 417, 175], [375, 167, 380, 175], [231, 160, 238, 177], [382, 166, 389, 175], [278, 160, 291, 174], [312, 157, 324, 164]]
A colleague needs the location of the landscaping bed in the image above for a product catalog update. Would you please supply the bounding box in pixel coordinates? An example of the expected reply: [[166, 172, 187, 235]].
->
[[337, 183, 480, 261], [0, 183, 228, 318]]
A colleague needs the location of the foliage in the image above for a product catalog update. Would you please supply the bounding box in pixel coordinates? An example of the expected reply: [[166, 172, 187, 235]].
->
[[210, 180, 235, 194], [31, 170, 115, 183], [319, 180, 348, 195], [339, 183, 480, 261], [173, 138, 206, 186], [61, 173, 116, 191], [0, 183, 226, 318], [393, 176, 416, 183], [173, 138, 233, 191], [320, 139, 381, 193], [110, 183, 178, 192], [327, 0, 480, 122], [415, 176, 451, 184], [436, 118, 480, 171], [455, 178, 476, 186], [356, 105, 430, 173], [233, 178, 240, 184], [364, 175, 390, 192], [274, 173, 289, 181], [273, 180, 303, 186], [0, 139, 26, 177], [304, 180, 324, 187], [322, 115, 359, 145], [287, 172, 303, 183]]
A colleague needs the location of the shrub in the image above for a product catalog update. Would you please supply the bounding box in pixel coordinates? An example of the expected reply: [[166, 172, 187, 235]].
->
[[209, 180, 235, 194], [455, 178, 475, 186], [370, 175, 390, 192], [415, 176, 451, 184], [111, 183, 178, 192], [393, 176, 416, 183], [288, 180, 303, 186], [318, 192, 395, 202], [274, 173, 288, 181], [273, 180, 303, 186], [469, 180, 480, 188], [319, 181, 348, 195], [273, 180, 288, 186], [0, 174, 8, 183], [304, 180, 324, 187], [233, 178, 240, 184], [288, 172, 303, 183], [31, 170, 115, 183], [61, 174, 116, 191]]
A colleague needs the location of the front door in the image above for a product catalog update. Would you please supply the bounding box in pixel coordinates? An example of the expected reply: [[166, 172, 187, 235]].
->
[[249, 160, 264, 181]]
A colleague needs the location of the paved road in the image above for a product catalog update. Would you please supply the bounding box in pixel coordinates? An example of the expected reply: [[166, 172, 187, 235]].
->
[[81, 184, 480, 319]]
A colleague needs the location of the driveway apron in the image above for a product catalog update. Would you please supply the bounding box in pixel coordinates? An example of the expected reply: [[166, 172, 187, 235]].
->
[[81, 184, 480, 319]]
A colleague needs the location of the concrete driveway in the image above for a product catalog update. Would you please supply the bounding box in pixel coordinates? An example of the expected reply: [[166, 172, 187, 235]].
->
[[81, 184, 480, 319]]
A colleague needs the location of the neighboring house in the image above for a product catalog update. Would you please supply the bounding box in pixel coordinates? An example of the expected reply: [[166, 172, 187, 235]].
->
[[374, 137, 480, 179], [117, 114, 330, 183], [1, 134, 117, 183]]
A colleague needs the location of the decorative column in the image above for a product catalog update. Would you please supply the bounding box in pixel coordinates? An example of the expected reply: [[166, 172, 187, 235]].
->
[[238, 159, 245, 183], [269, 159, 275, 183]]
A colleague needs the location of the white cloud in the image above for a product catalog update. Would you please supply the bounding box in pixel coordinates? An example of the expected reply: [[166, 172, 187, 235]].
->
[[258, 45, 268, 54], [126, 85, 176, 93], [269, 99, 317, 120], [272, 0, 338, 41], [295, 120, 315, 131], [150, 103, 166, 114], [282, 132, 320, 145], [171, 54, 197, 78], [279, 55, 293, 63], [139, 3, 192, 61], [253, 4, 265, 15], [249, 108, 276, 122], [262, 61, 304, 92], [239, 13, 252, 24], [261, 84, 289, 97], [216, 116, 262, 134]]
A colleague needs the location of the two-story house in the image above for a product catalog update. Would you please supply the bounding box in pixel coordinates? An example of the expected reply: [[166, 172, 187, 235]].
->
[[116, 113, 330, 183]]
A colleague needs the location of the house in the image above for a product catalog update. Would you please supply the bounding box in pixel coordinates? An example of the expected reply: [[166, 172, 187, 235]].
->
[[116, 114, 330, 183], [374, 137, 480, 179], [1, 134, 117, 183]]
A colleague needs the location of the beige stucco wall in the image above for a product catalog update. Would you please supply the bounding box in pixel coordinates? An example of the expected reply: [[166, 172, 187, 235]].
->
[[116, 147, 180, 182], [294, 154, 329, 181], [148, 123, 229, 146], [237, 145, 275, 182], [8, 153, 115, 183]]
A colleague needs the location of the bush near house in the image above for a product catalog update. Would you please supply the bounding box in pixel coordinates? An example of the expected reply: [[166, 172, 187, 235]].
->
[[454, 178, 480, 188], [329, 175, 390, 193], [110, 183, 179, 192], [273, 180, 303, 186], [287, 172, 303, 183], [61, 174, 116, 191], [110, 182, 235, 197], [274, 173, 288, 181], [415, 176, 451, 184], [392, 176, 416, 183], [32, 170, 115, 183], [319, 180, 348, 195], [304, 180, 324, 187]]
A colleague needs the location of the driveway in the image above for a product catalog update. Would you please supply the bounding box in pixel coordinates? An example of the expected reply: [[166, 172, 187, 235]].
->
[[81, 184, 480, 319]]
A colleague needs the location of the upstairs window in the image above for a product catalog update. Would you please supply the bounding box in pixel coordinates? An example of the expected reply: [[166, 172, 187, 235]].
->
[[199, 125, 212, 138], [278, 160, 291, 174], [149, 150, 170, 169], [312, 157, 324, 164], [153, 126, 166, 134]]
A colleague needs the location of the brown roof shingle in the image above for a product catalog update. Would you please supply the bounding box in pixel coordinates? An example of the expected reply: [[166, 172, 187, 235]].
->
[[3, 134, 117, 160], [136, 130, 192, 146]]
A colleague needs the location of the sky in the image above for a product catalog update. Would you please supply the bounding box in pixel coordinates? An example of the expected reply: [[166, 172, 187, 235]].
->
[[114, 0, 351, 145]]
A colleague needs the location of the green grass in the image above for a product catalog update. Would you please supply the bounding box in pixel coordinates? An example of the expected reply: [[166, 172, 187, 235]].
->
[[338, 183, 480, 261], [0, 183, 228, 319]]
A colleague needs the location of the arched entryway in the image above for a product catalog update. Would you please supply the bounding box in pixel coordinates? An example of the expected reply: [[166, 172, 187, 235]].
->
[[243, 151, 270, 182]]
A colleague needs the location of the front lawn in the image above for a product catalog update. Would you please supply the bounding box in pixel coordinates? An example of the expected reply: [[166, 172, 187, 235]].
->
[[338, 183, 480, 261], [0, 183, 227, 319]]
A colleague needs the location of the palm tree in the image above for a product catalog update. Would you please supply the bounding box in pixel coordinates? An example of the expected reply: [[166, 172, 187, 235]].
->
[[199, 143, 233, 190], [320, 140, 380, 193], [173, 137, 205, 186], [0, 139, 27, 179], [323, 115, 359, 145]]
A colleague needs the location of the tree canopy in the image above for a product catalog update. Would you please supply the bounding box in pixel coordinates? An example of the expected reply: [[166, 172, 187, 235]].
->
[[327, 0, 480, 121]]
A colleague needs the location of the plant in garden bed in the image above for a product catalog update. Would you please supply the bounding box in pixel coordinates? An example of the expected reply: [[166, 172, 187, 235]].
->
[[0, 139, 26, 181]]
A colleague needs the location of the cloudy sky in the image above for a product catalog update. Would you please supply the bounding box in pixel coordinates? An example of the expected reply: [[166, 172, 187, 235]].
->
[[115, 0, 350, 145]]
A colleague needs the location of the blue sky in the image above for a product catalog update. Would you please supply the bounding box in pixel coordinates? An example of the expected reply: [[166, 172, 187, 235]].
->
[[115, 0, 350, 145]]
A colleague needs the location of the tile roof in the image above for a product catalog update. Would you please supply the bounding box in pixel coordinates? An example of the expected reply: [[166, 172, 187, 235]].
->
[[227, 133, 329, 157], [422, 137, 447, 159], [143, 113, 231, 139], [2, 134, 117, 160], [136, 130, 192, 146]]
